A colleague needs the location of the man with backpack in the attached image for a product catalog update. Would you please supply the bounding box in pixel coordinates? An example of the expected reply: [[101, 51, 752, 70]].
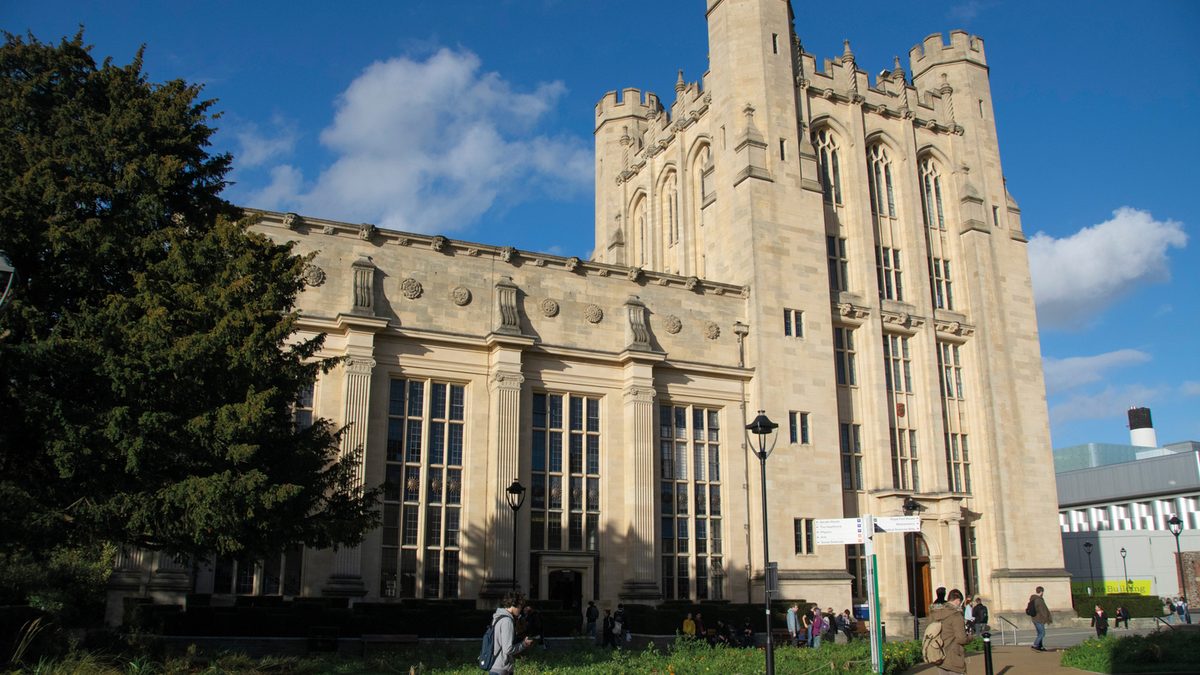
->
[[1027, 586, 1052, 651], [480, 591, 533, 674], [924, 588, 971, 674], [584, 601, 599, 641]]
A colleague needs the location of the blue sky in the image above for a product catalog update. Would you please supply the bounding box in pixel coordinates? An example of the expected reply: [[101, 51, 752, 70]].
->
[[6, 0, 1198, 448]]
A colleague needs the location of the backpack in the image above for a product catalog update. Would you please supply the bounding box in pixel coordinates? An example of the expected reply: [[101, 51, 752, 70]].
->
[[921, 620, 946, 665], [478, 613, 511, 671], [1025, 598, 1038, 617]]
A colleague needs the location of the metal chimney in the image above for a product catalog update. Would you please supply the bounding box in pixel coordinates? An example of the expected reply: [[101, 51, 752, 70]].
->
[[1128, 407, 1158, 448]]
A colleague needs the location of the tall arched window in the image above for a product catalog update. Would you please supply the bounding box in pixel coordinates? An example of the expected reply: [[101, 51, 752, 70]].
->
[[867, 144, 896, 218], [920, 157, 945, 231], [660, 171, 679, 247], [815, 129, 842, 205], [630, 195, 648, 267]]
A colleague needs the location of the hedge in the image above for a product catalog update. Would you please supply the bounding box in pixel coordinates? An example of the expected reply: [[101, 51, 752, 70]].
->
[[1061, 631, 1200, 673], [1071, 594, 1169, 619]]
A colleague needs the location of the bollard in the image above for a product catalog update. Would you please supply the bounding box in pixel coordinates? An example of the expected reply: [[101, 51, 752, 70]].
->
[[880, 620, 886, 643], [982, 631, 994, 675]]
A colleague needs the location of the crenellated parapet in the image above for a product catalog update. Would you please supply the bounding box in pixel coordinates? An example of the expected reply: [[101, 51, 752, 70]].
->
[[908, 30, 987, 79], [595, 87, 663, 131]]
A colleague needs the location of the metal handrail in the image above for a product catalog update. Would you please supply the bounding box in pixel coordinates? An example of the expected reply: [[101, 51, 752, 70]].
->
[[993, 615, 1018, 645], [1153, 616, 1175, 631]]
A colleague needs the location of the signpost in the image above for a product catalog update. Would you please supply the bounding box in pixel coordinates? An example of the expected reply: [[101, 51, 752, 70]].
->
[[815, 514, 920, 674]]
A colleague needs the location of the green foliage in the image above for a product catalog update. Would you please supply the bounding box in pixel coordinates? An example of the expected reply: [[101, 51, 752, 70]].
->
[[1072, 594, 1168, 618], [9, 637, 935, 674], [0, 31, 378, 609], [1061, 631, 1200, 673]]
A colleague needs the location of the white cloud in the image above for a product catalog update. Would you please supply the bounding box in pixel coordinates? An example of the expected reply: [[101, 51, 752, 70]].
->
[[948, 1, 988, 23], [1042, 349, 1151, 396], [246, 48, 591, 234], [249, 165, 304, 212], [234, 115, 297, 168], [1049, 384, 1163, 426], [1182, 381, 1200, 397], [1029, 208, 1186, 330]]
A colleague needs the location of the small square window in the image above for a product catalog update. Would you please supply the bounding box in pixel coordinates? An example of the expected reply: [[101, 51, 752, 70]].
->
[[789, 411, 810, 445], [783, 309, 803, 338]]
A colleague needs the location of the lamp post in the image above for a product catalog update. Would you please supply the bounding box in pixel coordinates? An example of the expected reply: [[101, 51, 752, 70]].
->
[[1169, 515, 1186, 604], [506, 480, 526, 591], [1083, 542, 1095, 596], [1120, 547, 1129, 594], [902, 497, 920, 639], [746, 411, 779, 675]]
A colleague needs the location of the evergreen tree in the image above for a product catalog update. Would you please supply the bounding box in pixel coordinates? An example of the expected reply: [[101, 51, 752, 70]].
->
[[0, 32, 378, 606]]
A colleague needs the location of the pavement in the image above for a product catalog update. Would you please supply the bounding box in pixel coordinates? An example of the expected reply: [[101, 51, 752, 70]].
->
[[903, 625, 1163, 674]]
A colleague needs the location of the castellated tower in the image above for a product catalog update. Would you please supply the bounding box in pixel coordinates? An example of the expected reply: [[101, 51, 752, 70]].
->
[[594, 0, 1068, 624]]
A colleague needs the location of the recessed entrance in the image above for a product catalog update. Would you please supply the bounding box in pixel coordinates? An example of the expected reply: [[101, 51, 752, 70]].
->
[[548, 569, 583, 611], [906, 533, 931, 617]]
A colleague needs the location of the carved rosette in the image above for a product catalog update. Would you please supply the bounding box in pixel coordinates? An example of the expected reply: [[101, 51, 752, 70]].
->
[[703, 321, 720, 340], [451, 286, 471, 306], [400, 277, 423, 300], [584, 304, 604, 324], [302, 263, 326, 287], [664, 315, 682, 334], [540, 298, 560, 318]]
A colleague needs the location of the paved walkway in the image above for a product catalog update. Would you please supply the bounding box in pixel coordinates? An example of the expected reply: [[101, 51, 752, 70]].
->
[[906, 645, 1092, 674]]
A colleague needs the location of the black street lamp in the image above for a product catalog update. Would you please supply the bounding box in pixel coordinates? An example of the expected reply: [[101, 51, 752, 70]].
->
[[1083, 542, 1095, 596], [746, 411, 779, 675], [1169, 515, 1186, 604], [1120, 547, 1129, 593], [902, 496, 920, 639], [506, 480, 526, 591]]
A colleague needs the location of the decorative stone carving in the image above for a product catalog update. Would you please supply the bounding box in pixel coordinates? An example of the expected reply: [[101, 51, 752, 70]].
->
[[358, 223, 377, 241], [400, 277, 423, 300], [540, 298, 560, 318], [451, 286, 471, 306], [627, 266, 642, 282], [322, 225, 335, 235], [282, 212, 301, 229], [837, 302, 870, 320], [584, 304, 604, 324], [302, 263, 326, 287], [500, 246, 517, 263], [625, 296, 650, 350], [565, 256, 580, 271], [396, 237, 411, 246], [623, 385, 656, 402], [684, 276, 700, 291], [494, 276, 521, 334], [533, 258, 547, 267], [656, 278, 669, 286], [465, 247, 479, 256], [596, 269, 610, 277], [490, 371, 525, 391], [704, 321, 720, 340], [345, 355, 376, 375], [935, 320, 976, 338], [664, 315, 683, 334], [351, 256, 376, 315], [882, 310, 926, 330], [431, 235, 448, 252]]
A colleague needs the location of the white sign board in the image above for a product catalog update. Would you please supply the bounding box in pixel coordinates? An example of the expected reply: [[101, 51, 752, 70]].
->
[[814, 517, 865, 545], [874, 515, 921, 533]]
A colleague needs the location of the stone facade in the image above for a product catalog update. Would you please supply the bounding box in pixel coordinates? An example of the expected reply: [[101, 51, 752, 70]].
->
[[108, 0, 1069, 628]]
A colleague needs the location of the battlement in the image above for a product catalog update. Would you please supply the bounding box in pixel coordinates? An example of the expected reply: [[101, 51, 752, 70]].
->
[[908, 30, 986, 77], [596, 87, 663, 129]]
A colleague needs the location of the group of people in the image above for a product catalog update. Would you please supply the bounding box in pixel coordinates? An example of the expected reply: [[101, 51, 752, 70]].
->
[[1089, 604, 1133, 637], [583, 600, 630, 648], [785, 604, 858, 648], [924, 585, 1051, 675], [1165, 597, 1192, 624]]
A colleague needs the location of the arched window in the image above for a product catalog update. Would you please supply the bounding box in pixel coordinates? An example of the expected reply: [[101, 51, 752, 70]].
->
[[630, 195, 648, 267], [867, 144, 896, 218], [919, 157, 945, 230], [660, 171, 679, 247], [814, 129, 842, 205]]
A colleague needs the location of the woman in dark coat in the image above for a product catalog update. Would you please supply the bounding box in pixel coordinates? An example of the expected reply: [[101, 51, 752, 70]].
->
[[1091, 605, 1109, 637]]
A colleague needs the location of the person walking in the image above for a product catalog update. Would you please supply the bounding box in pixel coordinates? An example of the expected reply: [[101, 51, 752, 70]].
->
[[584, 601, 599, 641], [809, 607, 826, 649], [799, 606, 813, 647], [601, 609, 616, 648], [1028, 586, 1052, 652], [488, 592, 533, 675], [929, 588, 972, 674], [963, 595, 975, 634], [786, 603, 801, 647], [1091, 605, 1109, 638], [972, 597, 989, 635]]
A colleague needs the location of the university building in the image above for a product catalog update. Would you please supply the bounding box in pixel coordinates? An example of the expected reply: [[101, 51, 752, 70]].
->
[[108, 0, 1070, 627]]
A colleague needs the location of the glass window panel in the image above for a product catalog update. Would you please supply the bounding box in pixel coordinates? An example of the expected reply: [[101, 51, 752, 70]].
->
[[531, 512, 545, 550], [710, 487, 722, 516], [569, 513, 583, 550], [533, 393, 547, 428], [548, 395, 563, 428], [445, 508, 460, 547], [693, 408, 704, 440], [586, 435, 599, 474], [695, 488, 706, 515], [549, 432, 562, 472], [661, 482, 674, 515], [676, 483, 689, 514], [586, 398, 599, 432], [570, 476, 583, 511], [449, 385, 464, 420], [569, 435, 583, 473], [447, 424, 463, 466], [694, 444, 705, 481], [399, 549, 417, 598], [389, 380, 406, 416], [423, 549, 440, 598], [587, 477, 599, 511], [444, 550, 459, 598], [549, 476, 562, 509], [660, 405, 671, 438], [428, 467, 443, 503], [709, 445, 720, 482], [387, 419, 405, 461], [407, 381, 424, 417], [425, 507, 442, 546], [385, 465, 402, 502], [547, 518, 562, 550], [383, 503, 400, 543], [674, 407, 687, 439], [570, 396, 583, 431], [532, 474, 546, 510], [660, 440, 673, 478], [586, 514, 598, 551], [431, 383, 446, 419], [675, 442, 687, 480], [532, 430, 546, 471], [429, 423, 445, 464], [446, 468, 462, 505], [404, 466, 421, 502], [405, 421, 422, 463], [712, 521, 723, 554]]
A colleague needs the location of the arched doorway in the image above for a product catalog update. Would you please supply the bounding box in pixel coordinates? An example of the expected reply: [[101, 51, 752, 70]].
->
[[906, 533, 932, 617]]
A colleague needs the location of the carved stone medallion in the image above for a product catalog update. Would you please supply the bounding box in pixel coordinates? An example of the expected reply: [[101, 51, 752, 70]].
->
[[584, 304, 604, 324], [540, 298, 560, 318], [704, 321, 720, 340], [302, 263, 326, 287], [451, 286, 471, 306], [400, 277, 423, 300], [664, 315, 683, 334]]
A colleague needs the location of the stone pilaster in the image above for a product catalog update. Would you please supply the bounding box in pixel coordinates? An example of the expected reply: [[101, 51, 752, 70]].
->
[[481, 364, 525, 597], [324, 355, 375, 597], [619, 351, 665, 601]]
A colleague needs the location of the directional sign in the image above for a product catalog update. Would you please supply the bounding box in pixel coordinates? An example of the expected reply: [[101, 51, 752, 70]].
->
[[874, 515, 921, 533], [814, 517, 865, 545]]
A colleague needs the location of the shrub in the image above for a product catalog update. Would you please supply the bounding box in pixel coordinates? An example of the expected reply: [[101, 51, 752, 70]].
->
[[1072, 594, 1168, 618], [1061, 631, 1200, 673]]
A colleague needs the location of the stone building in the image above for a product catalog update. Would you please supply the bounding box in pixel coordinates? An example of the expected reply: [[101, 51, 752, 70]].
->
[[108, 0, 1070, 628]]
